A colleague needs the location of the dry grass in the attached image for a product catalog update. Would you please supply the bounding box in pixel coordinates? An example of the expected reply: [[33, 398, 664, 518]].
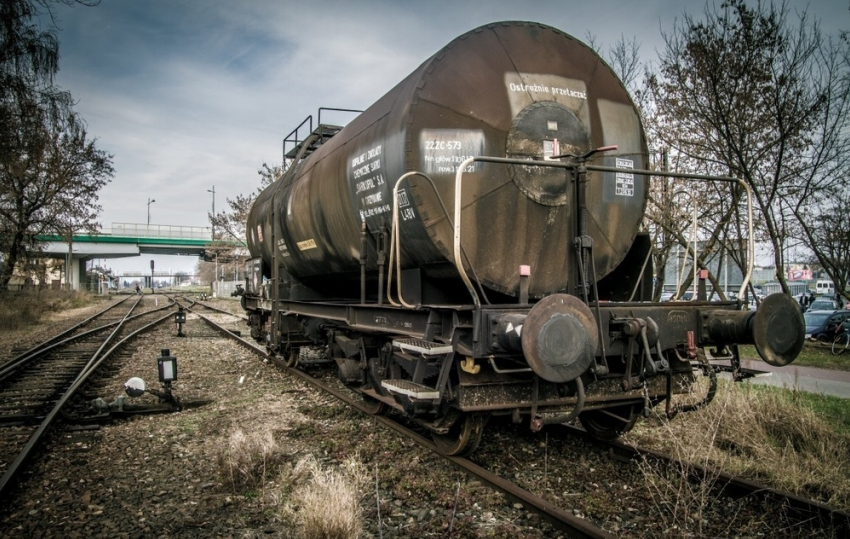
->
[[631, 377, 850, 535], [0, 289, 95, 331], [708, 383, 850, 506], [636, 385, 756, 536], [218, 428, 289, 493], [280, 454, 367, 539]]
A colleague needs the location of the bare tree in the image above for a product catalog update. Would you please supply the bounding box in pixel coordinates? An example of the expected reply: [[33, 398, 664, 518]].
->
[[209, 162, 278, 244], [199, 164, 278, 283], [805, 202, 850, 296], [606, 34, 643, 94], [0, 0, 107, 289], [0, 107, 113, 289], [648, 0, 849, 295]]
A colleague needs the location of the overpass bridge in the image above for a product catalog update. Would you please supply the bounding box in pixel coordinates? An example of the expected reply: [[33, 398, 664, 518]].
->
[[36, 223, 244, 290]]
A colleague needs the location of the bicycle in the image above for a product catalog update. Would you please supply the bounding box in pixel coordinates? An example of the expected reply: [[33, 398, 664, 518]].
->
[[831, 323, 850, 355]]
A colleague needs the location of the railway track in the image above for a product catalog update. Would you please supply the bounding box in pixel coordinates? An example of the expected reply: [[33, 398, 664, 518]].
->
[[1, 296, 842, 535], [551, 423, 850, 534], [190, 309, 609, 538], [193, 308, 850, 538], [0, 296, 176, 498]]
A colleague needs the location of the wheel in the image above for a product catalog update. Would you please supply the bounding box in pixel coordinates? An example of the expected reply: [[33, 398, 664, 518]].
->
[[817, 333, 830, 344], [832, 333, 850, 356], [358, 393, 386, 415], [579, 404, 641, 441], [432, 413, 488, 456]]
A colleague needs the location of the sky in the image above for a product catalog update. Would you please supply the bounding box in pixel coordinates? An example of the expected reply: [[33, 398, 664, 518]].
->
[[47, 0, 849, 274]]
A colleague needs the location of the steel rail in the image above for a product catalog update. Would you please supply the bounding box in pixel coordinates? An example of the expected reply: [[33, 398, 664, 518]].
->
[[195, 312, 614, 539], [0, 297, 174, 380], [551, 423, 850, 534], [0, 303, 175, 498], [182, 297, 248, 320], [0, 295, 133, 374]]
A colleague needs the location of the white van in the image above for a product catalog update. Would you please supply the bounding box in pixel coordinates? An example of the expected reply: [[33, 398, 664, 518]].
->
[[816, 280, 835, 296]]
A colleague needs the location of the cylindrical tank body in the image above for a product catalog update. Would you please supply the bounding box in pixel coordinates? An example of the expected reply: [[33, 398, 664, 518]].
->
[[247, 21, 648, 299]]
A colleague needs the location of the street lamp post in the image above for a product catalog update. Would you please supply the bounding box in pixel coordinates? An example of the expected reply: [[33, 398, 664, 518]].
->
[[147, 198, 156, 225], [207, 186, 215, 240], [207, 186, 217, 283]]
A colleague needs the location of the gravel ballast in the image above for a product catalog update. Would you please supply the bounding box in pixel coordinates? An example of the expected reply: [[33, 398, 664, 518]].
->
[[0, 296, 842, 538]]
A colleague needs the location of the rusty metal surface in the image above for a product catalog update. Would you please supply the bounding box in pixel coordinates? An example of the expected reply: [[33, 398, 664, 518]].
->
[[248, 21, 648, 299], [751, 293, 806, 366], [521, 293, 597, 382]]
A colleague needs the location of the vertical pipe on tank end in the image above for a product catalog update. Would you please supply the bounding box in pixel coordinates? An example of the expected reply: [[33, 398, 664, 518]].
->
[[270, 189, 280, 354], [519, 265, 530, 305], [577, 163, 590, 301], [360, 221, 367, 304]]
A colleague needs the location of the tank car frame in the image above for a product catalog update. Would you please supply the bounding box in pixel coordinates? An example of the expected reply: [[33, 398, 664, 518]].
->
[[241, 138, 803, 455], [241, 22, 804, 455]]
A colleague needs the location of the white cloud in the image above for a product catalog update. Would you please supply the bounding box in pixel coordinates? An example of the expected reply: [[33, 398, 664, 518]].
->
[[48, 0, 848, 274]]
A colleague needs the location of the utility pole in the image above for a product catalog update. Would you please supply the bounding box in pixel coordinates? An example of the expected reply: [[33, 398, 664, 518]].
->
[[207, 186, 217, 283], [207, 186, 216, 240]]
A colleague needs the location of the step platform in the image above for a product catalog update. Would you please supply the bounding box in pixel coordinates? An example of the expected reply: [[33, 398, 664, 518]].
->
[[392, 338, 452, 356], [381, 379, 440, 400]]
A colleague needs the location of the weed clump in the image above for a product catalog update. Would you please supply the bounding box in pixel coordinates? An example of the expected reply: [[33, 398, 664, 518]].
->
[[279, 454, 367, 539], [218, 428, 288, 493], [0, 290, 94, 331]]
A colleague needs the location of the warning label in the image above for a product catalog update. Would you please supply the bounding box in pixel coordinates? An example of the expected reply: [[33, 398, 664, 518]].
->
[[615, 158, 634, 197]]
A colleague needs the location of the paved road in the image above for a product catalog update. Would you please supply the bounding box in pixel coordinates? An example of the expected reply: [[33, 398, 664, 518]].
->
[[731, 359, 850, 399]]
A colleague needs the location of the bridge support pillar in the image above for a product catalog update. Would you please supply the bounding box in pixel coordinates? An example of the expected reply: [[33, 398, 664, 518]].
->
[[67, 258, 84, 291]]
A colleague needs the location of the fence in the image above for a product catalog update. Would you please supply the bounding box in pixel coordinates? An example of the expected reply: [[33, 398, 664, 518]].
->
[[212, 280, 244, 299], [111, 223, 212, 240]]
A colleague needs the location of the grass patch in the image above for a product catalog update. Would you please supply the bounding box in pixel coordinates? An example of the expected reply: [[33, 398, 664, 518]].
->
[[744, 383, 850, 436], [740, 343, 850, 371], [0, 289, 98, 331], [632, 379, 850, 514]]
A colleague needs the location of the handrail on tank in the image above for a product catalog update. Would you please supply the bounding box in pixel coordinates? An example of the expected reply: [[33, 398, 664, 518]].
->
[[282, 115, 312, 162], [388, 172, 429, 308], [388, 171, 492, 309], [585, 164, 755, 300], [317, 107, 362, 127], [452, 156, 575, 307], [282, 108, 362, 163], [451, 157, 755, 306]]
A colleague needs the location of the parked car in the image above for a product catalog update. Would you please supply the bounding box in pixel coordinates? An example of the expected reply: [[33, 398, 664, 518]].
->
[[807, 298, 842, 312], [804, 309, 850, 342]]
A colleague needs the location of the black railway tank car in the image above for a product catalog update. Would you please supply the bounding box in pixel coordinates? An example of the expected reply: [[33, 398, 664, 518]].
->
[[241, 21, 805, 455]]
